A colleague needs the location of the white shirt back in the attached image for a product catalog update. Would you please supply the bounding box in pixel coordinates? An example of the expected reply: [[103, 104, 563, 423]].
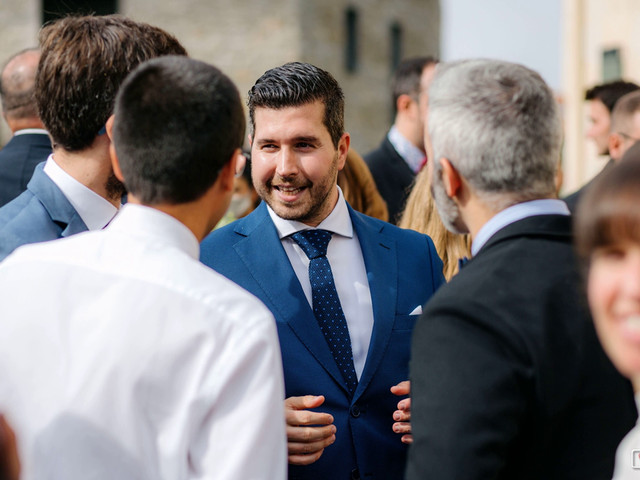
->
[[0, 204, 286, 480]]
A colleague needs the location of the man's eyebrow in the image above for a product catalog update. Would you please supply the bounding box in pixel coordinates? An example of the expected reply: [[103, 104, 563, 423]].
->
[[293, 136, 320, 143]]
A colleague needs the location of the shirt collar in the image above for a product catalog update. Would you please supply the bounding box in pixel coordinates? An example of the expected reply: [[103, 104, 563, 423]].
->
[[107, 204, 200, 260], [43, 155, 118, 231], [387, 125, 425, 173], [13, 128, 49, 136], [471, 199, 570, 256], [267, 186, 354, 240]]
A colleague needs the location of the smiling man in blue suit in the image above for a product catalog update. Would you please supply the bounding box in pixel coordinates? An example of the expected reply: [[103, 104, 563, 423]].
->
[[200, 62, 444, 480]]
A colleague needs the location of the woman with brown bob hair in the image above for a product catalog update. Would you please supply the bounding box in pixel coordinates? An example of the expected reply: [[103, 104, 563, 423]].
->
[[575, 141, 640, 480]]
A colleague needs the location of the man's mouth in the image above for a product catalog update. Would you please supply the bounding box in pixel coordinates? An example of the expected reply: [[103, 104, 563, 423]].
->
[[274, 185, 306, 195]]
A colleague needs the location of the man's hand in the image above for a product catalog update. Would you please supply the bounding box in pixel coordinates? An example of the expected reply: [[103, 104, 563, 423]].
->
[[285, 395, 336, 465], [390, 380, 412, 444]]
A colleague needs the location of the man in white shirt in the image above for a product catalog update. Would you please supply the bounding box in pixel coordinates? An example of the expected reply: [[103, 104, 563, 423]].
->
[[0, 55, 286, 479], [0, 15, 187, 261]]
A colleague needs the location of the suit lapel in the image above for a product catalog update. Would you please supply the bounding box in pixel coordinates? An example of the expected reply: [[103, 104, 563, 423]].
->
[[233, 204, 350, 393], [349, 208, 397, 399], [27, 165, 89, 236]]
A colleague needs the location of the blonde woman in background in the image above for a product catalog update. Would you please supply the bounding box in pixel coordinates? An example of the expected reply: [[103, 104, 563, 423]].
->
[[399, 165, 470, 280]]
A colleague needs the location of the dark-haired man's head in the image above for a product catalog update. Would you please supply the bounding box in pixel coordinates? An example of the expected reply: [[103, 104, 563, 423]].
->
[[111, 55, 245, 226], [0, 48, 43, 133], [391, 56, 438, 152], [247, 62, 350, 226], [585, 80, 640, 155], [34, 14, 187, 202], [248, 61, 345, 148], [36, 15, 186, 153]]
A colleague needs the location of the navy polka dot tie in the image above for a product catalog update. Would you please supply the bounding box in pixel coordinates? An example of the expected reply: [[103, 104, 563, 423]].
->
[[291, 229, 358, 395]]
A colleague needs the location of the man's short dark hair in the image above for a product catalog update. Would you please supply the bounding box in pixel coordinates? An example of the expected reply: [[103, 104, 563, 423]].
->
[[35, 14, 187, 152], [112, 56, 245, 205], [0, 48, 40, 121], [248, 62, 344, 148], [585, 80, 640, 113], [391, 56, 438, 109]]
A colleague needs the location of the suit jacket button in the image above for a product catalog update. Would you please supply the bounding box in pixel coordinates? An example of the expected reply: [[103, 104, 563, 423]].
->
[[350, 405, 361, 417], [351, 468, 361, 479]]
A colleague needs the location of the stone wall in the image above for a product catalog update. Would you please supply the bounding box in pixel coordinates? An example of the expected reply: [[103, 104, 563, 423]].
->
[[0, 0, 440, 154]]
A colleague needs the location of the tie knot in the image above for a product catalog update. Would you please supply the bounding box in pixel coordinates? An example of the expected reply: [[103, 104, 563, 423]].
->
[[291, 229, 332, 259]]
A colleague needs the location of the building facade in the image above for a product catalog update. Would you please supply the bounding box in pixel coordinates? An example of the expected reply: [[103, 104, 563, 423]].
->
[[0, 0, 440, 154]]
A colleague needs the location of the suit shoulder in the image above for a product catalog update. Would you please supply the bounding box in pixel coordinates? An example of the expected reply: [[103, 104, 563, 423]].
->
[[0, 191, 59, 260]]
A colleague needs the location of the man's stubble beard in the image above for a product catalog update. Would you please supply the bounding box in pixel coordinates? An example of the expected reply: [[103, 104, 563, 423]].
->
[[431, 168, 467, 235]]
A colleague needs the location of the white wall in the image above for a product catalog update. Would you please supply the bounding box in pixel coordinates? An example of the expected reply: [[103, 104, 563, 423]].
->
[[440, 0, 562, 91]]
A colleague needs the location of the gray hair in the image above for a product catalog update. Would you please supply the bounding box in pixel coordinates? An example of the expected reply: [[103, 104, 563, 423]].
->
[[610, 90, 640, 134], [428, 59, 562, 210]]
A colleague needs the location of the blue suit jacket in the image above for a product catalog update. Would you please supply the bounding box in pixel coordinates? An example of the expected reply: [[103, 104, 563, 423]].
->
[[200, 202, 444, 480], [0, 133, 52, 207], [0, 163, 87, 261]]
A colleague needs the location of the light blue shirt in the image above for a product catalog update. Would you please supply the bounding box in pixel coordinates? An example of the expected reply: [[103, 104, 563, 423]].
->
[[471, 199, 570, 256], [387, 126, 425, 174]]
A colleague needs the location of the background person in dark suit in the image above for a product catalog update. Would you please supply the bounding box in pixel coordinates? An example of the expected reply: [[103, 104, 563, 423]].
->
[[0, 48, 52, 207], [407, 59, 637, 480], [563, 79, 639, 212], [200, 62, 444, 480], [0, 15, 187, 261], [364, 56, 437, 224]]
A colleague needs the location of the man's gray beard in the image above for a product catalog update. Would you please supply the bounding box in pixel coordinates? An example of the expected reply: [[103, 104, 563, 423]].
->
[[105, 173, 127, 203], [431, 172, 467, 235]]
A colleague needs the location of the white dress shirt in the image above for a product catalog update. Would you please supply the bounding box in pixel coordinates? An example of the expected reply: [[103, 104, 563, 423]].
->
[[0, 204, 286, 480], [43, 155, 118, 230], [267, 187, 374, 379], [471, 199, 571, 256], [612, 395, 640, 479]]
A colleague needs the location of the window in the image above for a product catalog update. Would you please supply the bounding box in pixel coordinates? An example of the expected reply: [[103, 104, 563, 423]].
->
[[390, 22, 403, 72], [43, 0, 117, 25], [345, 7, 359, 73], [602, 48, 622, 82]]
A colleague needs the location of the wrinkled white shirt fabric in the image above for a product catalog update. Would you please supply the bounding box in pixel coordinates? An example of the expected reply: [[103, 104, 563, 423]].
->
[[0, 203, 286, 480]]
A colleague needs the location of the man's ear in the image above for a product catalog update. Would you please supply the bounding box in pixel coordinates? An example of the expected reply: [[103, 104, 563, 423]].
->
[[248, 134, 253, 146], [219, 148, 241, 193], [337, 133, 350, 171], [396, 94, 413, 114], [110, 144, 125, 182], [440, 157, 462, 198], [105, 115, 115, 141], [608, 132, 623, 161]]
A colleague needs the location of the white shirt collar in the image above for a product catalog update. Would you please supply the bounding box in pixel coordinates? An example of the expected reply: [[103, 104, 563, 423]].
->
[[267, 186, 354, 240], [43, 155, 118, 230], [471, 199, 570, 256], [387, 125, 425, 174], [13, 128, 49, 136], [108, 203, 200, 260]]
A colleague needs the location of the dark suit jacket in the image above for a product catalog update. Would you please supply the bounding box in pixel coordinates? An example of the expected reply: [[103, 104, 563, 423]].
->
[[364, 137, 415, 224], [0, 133, 52, 207], [0, 164, 87, 261], [407, 214, 637, 480], [200, 202, 444, 480], [563, 159, 614, 214]]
